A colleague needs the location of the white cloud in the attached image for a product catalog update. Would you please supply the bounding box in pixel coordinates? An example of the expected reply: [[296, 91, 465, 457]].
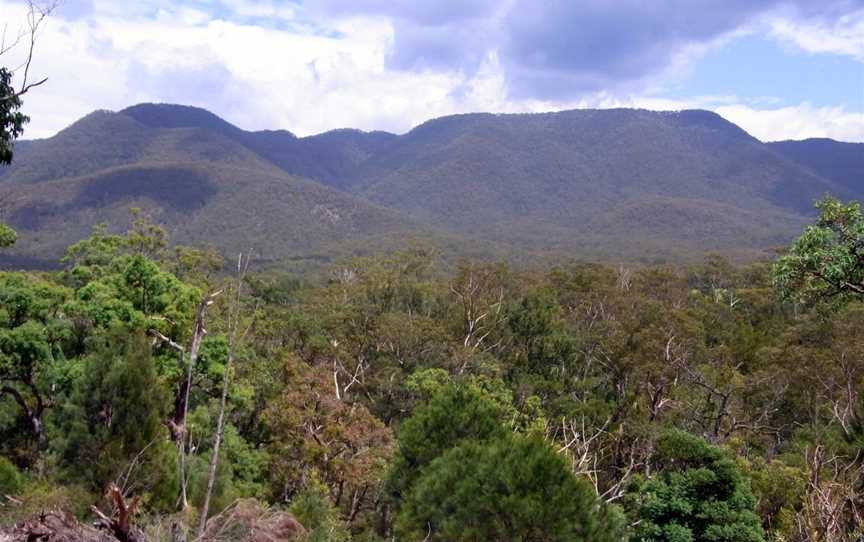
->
[[767, 6, 864, 60], [715, 103, 864, 142], [0, 0, 862, 143], [217, 0, 297, 21], [573, 93, 864, 142]]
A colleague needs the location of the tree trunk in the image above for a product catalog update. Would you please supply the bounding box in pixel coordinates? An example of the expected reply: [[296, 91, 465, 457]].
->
[[198, 254, 250, 537], [196, 346, 233, 537]]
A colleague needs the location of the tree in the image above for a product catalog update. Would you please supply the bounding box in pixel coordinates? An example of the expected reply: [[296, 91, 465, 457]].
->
[[629, 429, 765, 542], [387, 384, 506, 502], [0, 2, 56, 250], [55, 330, 173, 500], [0, 1, 57, 164], [266, 356, 393, 521], [288, 475, 351, 542], [395, 434, 624, 542], [0, 272, 71, 448], [197, 253, 253, 536], [0, 66, 26, 165], [0, 223, 16, 248], [774, 197, 864, 305]]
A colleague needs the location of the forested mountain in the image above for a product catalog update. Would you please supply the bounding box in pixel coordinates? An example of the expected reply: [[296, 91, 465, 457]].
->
[[347, 109, 846, 258], [0, 104, 857, 267], [0, 109, 438, 268], [768, 138, 864, 195]]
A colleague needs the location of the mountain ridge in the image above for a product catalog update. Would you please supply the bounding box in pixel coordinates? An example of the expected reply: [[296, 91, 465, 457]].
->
[[1, 103, 859, 268]]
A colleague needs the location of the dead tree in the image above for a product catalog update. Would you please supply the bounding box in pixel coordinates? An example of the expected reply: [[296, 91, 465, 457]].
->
[[450, 263, 507, 375], [0, 1, 58, 101], [151, 289, 222, 510], [198, 254, 255, 537], [550, 415, 640, 503], [91, 485, 145, 542], [794, 446, 864, 542]]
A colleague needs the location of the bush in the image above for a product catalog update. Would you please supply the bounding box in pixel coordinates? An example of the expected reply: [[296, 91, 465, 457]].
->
[[0, 456, 23, 495], [396, 434, 624, 542], [630, 430, 765, 542]]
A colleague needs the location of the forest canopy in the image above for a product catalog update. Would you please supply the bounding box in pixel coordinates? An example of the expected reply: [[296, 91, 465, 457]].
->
[[0, 199, 863, 541]]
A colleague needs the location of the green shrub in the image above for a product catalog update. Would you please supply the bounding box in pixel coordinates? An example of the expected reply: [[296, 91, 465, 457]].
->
[[0, 456, 23, 495], [395, 434, 624, 542]]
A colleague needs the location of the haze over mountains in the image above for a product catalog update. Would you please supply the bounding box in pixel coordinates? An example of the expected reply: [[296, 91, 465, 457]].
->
[[0, 103, 860, 268]]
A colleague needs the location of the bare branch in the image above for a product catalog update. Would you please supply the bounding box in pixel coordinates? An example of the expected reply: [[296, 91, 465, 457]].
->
[[0, 1, 59, 103]]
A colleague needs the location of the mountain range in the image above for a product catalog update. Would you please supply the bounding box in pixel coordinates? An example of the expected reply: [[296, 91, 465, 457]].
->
[[0, 103, 860, 269]]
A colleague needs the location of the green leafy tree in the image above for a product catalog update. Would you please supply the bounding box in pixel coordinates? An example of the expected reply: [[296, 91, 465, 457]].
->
[[64, 238, 200, 341], [0, 456, 24, 495], [0, 273, 71, 450], [387, 384, 507, 501], [0, 0, 55, 165], [0, 223, 16, 248], [396, 434, 624, 542], [0, 67, 27, 165], [55, 330, 174, 501], [774, 197, 864, 305], [629, 430, 765, 542], [289, 475, 351, 542]]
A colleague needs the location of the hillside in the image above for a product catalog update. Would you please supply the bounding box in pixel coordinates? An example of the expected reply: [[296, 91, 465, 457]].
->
[[0, 103, 855, 268], [768, 138, 864, 196], [0, 110, 435, 268], [122, 103, 398, 190], [344, 109, 845, 256]]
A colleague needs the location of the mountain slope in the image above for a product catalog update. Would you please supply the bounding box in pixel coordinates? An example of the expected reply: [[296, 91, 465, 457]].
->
[[122, 103, 398, 190], [0, 110, 433, 267], [1, 103, 854, 268], [768, 138, 864, 197], [2, 161, 417, 262], [345, 109, 845, 252]]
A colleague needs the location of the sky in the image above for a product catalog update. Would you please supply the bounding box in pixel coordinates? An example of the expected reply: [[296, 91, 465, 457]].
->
[[1, 0, 863, 141]]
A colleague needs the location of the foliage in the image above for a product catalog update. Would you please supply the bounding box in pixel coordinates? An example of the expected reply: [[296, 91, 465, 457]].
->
[[774, 197, 864, 305], [387, 384, 507, 502], [289, 476, 351, 542], [0, 67, 28, 165], [0, 456, 23, 495], [265, 357, 393, 511], [396, 434, 624, 542], [2, 211, 864, 540], [629, 430, 765, 542], [54, 330, 173, 500], [0, 224, 16, 248]]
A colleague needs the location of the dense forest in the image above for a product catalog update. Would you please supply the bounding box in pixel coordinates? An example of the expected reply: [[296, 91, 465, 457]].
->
[[1, 197, 863, 541], [2, 14, 864, 538]]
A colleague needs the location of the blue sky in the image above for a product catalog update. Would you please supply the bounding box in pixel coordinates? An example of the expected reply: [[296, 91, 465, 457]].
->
[[1, 0, 862, 141], [667, 35, 863, 109]]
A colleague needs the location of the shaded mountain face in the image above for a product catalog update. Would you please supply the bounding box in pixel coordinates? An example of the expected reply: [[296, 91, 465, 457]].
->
[[0, 103, 853, 268], [768, 138, 864, 197], [122, 103, 397, 190], [0, 108, 426, 268]]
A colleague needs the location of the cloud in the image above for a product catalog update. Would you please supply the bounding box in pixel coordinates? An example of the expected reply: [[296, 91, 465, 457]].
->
[[767, 3, 864, 59], [0, 0, 861, 142], [715, 103, 864, 142], [1, 0, 505, 137], [307, 0, 507, 74], [310, 0, 864, 98], [500, 0, 766, 98], [310, 0, 501, 26]]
